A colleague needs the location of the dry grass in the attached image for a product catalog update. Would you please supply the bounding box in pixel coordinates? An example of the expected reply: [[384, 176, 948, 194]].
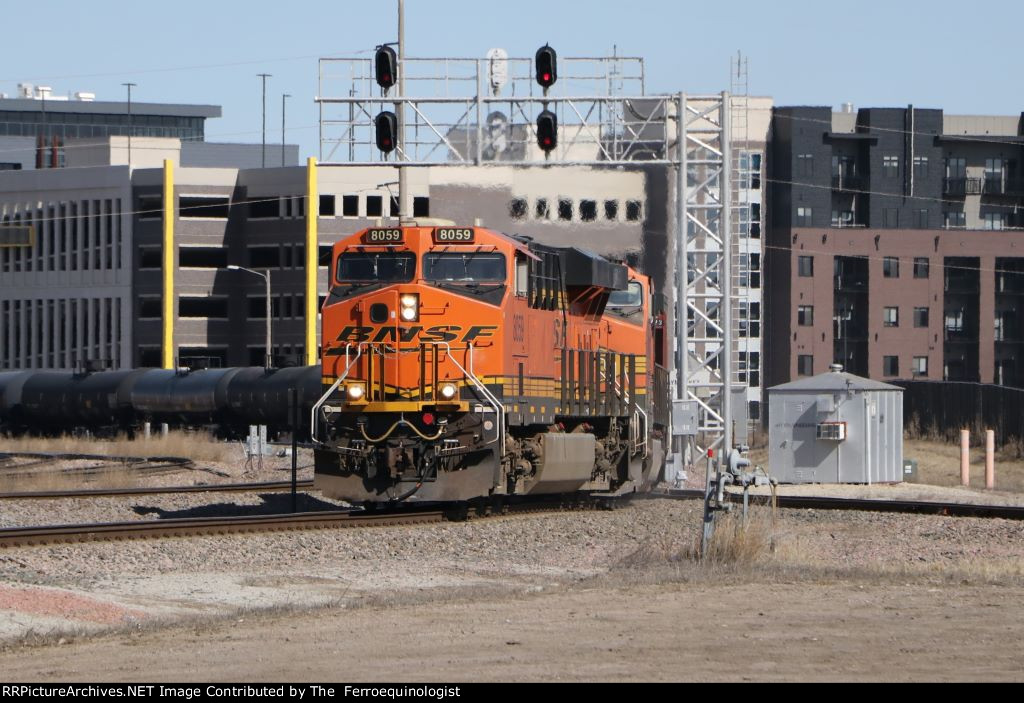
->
[[618, 508, 777, 571], [0, 431, 234, 464]]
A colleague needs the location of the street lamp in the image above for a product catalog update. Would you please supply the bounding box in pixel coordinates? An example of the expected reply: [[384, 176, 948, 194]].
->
[[227, 265, 272, 369]]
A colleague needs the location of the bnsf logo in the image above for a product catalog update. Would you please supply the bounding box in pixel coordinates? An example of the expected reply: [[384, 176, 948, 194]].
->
[[333, 325, 498, 345]]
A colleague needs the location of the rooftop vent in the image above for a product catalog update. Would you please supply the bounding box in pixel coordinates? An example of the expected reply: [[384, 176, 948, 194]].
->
[[829, 363, 844, 373]]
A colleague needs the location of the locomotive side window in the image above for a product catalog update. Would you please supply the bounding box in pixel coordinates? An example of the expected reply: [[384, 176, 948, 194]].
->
[[423, 253, 506, 283], [515, 254, 529, 297], [336, 252, 415, 283]]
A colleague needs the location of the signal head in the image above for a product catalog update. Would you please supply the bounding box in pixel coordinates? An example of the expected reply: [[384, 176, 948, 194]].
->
[[535, 44, 557, 89], [374, 111, 398, 154], [374, 45, 398, 91], [536, 109, 558, 153]]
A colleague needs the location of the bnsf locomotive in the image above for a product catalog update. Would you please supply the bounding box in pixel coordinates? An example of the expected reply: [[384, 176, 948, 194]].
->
[[311, 223, 668, 505]]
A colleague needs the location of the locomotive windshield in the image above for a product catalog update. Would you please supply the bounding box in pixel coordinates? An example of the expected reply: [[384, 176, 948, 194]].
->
[[336, 252, 416, 283], [423, 253, 506, 283], [608, 281, 644, 307]]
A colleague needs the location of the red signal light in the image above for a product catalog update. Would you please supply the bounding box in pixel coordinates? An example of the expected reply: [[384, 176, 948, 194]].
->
[[422, 412, 436, 426]]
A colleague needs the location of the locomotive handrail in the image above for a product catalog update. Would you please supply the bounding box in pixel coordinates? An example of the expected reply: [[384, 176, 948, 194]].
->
[[600, 365, 649, 460], [439, 341, 504, 454], [310, 343, 364, 447]]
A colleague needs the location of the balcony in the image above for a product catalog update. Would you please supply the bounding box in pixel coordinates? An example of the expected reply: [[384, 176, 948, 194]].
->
[[983, 178, 1024, 196], [943, 178, 982, 195], [831, 174, 864, 192]]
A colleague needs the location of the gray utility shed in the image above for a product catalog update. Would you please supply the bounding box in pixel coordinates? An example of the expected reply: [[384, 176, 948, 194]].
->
[[768, 366, 904, 484]]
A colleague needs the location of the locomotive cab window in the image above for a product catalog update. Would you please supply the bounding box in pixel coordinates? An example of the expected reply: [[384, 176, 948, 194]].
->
[[423, 253, 506, 283], [336, 252, 415, 283]]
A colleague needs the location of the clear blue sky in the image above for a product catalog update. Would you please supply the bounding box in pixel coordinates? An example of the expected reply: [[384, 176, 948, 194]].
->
[[2, 0, 1020, 159]]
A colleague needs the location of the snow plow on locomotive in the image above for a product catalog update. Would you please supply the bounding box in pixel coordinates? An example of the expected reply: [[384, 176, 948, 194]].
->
[[311, 224, 669, 505]]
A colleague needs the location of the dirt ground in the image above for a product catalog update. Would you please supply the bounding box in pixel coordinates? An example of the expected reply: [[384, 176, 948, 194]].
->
[[1, 579, 1021, 682], [1, 434, 1023, 682]]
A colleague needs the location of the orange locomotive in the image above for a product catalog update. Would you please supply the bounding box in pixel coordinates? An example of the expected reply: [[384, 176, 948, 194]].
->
[[311, 223, 668, 505]]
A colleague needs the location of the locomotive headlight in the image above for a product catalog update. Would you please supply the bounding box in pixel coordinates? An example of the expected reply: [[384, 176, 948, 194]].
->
[[439, 383, 458, 401], [346, 382, 367, 403], [400, 294, 419, 322]]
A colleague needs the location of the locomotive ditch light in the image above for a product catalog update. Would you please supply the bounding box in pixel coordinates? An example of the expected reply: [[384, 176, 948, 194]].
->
[[438, 383, 459, 401], [400, 293, 420, 322], [346, 382, 368, 404]]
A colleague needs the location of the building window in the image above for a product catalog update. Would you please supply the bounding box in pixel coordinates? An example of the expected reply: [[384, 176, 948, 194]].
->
[[884, 307, 899, 327], [945, 310, 964, 333], [798, 305, 814, 326], [179, 247, 228, 269], [413, 197, 430, 218], [138, 195, 163, 221], [318, 245, 332, 268], [883, 257, 900, 278], [914, 258, 930, 279], [342, 195, 359, 217], [249, 246, 281, 268], [796, 153, 814, 177], [983, 213, 1005, 231], [138, 298, 161, 319], [944, 211, 966, 229], [913, 356, 929, 377], [882, 208, 899, 229], [913, 156, 929, 179], [558, 199, 573, 221], [913, 209, 928, 229], [798, 355, 813, 376], [798, 255, 814, 277], [796, 207, 812, 227], [625, 200, 643, 222], [179, 196, 230, 219], [883, 155, 900, 178], [579, 200, 598, 222], [365, 195, 383, 217], [946, 157, 966, 179], [604, 200, 619, 221], [319, 195, 336, 217], [985, 158, 1005, 190], [509, 198, 527, 220], [750, 202, 761, 238], [179, 297, 229, 319], [831, 210, 854, 227], [389, 196, 400, 217], [883, 356, 899, 377], [139, 247, 161, 270], [535, 198, 549, 219], [914, 307, 930, 328]]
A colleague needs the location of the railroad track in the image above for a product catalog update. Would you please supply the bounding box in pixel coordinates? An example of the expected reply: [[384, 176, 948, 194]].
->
[[0, 508, 448, 549], [0, 479, 316, 501], [0, 494, 608, 549], [661, 489, 1024, 521]]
